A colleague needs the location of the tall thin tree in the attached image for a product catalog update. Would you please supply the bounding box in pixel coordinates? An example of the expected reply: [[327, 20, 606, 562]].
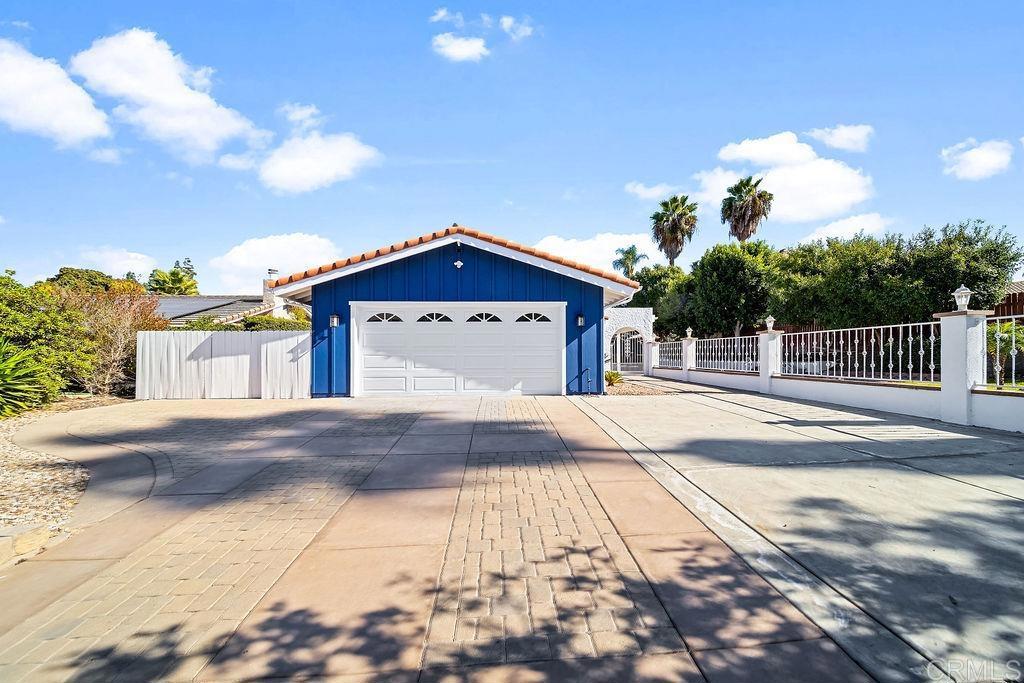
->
[[720, 176, 774, 242], [612, 245, 648, 280], [650, 194, 699, 266]]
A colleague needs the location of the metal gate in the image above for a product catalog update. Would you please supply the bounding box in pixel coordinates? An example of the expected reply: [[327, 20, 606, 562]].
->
[[609, 329, 645, 373]]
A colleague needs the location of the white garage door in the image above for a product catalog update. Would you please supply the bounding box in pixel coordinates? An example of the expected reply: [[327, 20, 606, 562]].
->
[[352, 302, 565, 396]]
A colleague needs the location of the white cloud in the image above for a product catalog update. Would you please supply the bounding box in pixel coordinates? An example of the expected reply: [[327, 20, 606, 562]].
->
[[0, 39, 110, 147], [209, 233, 341, 292], [480, 14, 494, 28], [534, 232, 665, 273], [79, 246, 157, 276], [429, 7, 464, 28], [806, 124, 874, 152], [760, 158, 872, 222], [69, 28, 267, 164], [718, 131, 816, 166], [88, 147, 122, 164], [940, 138, 1013, 180], [707, 131, 874, 222], [278, 102, 323, 133], [0, 215, 6, 224], [217, 152, 257, 170], [623, 181, 680, 201], [690, 167, 743, 209], [2, 20, 32, 30], [258, 131, 380, 194], [799, 213, 893, 243], [499, 16, 534, 41], [431, 33, 489, 62]]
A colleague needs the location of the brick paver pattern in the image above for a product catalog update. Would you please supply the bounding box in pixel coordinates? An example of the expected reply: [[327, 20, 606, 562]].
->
[[0, 456, 380, 682], [475, 399, 555, 433], [422, 450, 685, 667]]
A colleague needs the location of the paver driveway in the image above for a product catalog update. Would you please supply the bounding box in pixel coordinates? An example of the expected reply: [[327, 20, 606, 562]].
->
[[580, 378, 1024, 683], [0, 396, 870, 682]]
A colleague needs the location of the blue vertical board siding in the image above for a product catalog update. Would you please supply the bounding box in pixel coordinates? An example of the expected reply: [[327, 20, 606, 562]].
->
[[309, 243, 607, 396]]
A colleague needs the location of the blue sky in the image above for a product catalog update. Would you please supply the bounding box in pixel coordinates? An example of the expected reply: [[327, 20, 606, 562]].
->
[[2, 1, 1023, 292]]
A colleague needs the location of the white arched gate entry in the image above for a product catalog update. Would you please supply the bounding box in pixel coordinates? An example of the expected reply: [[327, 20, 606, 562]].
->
[[608, 328, 645, 373]]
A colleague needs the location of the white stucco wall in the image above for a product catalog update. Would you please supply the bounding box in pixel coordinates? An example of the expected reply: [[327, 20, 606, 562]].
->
[[604, 306, 655, 356]]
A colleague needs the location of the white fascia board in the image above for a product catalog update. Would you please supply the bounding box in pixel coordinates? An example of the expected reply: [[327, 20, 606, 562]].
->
[[271, 234, 638, 302]]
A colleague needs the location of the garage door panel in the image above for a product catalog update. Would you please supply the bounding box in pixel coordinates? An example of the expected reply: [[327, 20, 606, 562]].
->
[[413, 376, 457, 392], [363, 353, 409, 369], [412, 354, 459, 371], [462, 354, 507, 370], [363, 376, 408, 392], [463, 375, 510, 392], [511, 354, 559, 370]]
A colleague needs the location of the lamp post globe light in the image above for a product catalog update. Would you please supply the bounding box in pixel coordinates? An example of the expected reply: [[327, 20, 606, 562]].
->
[[952, 285, 973, 311], [765, 315, 776, 331]]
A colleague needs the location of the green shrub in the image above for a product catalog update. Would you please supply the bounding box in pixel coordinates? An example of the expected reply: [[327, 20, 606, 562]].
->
[[605, 370, 624, 387], [0, 271, 94, 400], [0, 338, 47, 417], [182, 316, 237, 331], [241, 314, 310, 331]]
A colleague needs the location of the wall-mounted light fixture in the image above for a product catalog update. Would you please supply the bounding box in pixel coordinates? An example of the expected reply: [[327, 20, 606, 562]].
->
[[329, 314, 340, 328], [576, 313, 585, 328], [454, 239, 464, 269]]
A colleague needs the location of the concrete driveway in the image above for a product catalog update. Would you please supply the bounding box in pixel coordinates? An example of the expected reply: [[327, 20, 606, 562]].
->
[[0, 396, 869, 682], [579, 378, 1024, 683]]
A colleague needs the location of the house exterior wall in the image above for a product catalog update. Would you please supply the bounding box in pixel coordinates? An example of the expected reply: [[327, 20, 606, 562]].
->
[[310, 242, 605, 396]]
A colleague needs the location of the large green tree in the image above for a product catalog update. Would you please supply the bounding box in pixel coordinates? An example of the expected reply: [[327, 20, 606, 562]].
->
[[46, 267, 114, 292], [629, 265, 687, 335], [771, 221, 1023, 328], [148, 267, 199, 295], [682, 241, 777, 336], [721, 176, 773, 242], [651, 195, 698, 266], [612, 245, 648, 280]]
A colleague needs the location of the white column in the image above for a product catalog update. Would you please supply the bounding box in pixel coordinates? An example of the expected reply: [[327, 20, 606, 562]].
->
[[678, 337, 696, 382], [935, 310, 991, 425], [645, 342, 658, 375], [758, 331, 783, 394]]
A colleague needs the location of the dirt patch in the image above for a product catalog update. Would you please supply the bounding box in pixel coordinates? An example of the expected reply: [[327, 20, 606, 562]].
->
[[606, 380, 671, 396], [1, 395, 127, 531]]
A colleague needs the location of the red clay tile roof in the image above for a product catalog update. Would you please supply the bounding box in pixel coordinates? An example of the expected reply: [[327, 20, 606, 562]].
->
[[269, 226, 641, 289]]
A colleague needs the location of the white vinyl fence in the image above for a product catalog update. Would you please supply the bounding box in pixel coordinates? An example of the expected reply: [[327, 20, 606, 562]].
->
[[136, 331, 311, 399]]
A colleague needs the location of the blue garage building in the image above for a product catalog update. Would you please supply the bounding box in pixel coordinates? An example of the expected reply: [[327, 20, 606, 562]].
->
[[268, 226, 639, 397]]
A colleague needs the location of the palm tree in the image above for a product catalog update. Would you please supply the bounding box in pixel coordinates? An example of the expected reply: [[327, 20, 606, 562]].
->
[[612, 245, 648, 280], [147, 268, 199, 295], [721, 176, 774, 242], [650, 194, 698, 266]]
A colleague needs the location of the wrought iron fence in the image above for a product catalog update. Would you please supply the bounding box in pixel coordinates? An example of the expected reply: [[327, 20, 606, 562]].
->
[[781, 322, 940, 383], [694, 336, 760, 372], [658, 340, 685, 368], [985, 314, 1023, 390]]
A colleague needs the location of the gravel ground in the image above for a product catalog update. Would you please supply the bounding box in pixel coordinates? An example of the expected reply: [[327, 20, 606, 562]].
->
[[0, 396, 126, 531], [605, 380, 671, 395]]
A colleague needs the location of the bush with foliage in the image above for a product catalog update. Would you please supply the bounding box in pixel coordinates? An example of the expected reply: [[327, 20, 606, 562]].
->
[[182, 308, 311, 332], [0, 338, 48, 417], [987, 321, 1024, 387], [57, 282, 168, 395], [605, 370, 623, 386], [0, 271, 94, 400], [630, 265, 688, 335], [653, 221, 1023, 338], [771, 221, 1023, 328], [682, 241, 777, 337]]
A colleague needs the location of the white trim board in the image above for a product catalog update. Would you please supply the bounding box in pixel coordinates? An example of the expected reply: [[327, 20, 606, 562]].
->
[[271, 234, 636, 305]]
